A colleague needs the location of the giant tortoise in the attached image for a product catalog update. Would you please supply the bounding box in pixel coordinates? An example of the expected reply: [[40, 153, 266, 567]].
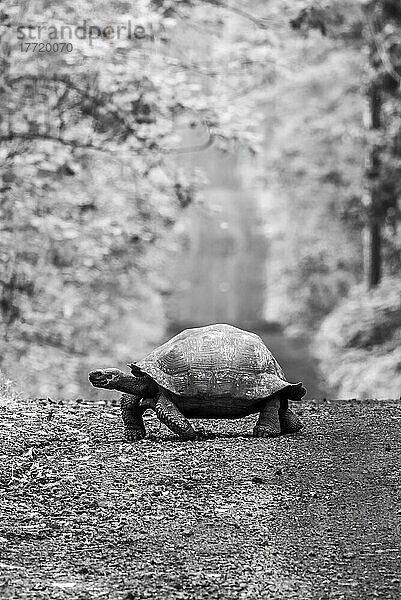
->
[[88, 323, 306, 440]]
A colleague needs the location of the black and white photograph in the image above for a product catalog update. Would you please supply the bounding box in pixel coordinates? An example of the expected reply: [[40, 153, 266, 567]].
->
[[0, 1, 400, 598]]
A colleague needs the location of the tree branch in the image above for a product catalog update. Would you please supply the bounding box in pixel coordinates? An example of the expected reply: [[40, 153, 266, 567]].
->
[[366, 17, 401, 85], [0, 130, 214, 157], [205, 0, 270, 29], [6, 74, 137, 135], [0, 132, 108, 152]]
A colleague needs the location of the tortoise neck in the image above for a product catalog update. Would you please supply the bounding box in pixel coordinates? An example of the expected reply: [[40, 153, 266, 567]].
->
[[114, 373, 158, 397], [113, 373, 147, 395]]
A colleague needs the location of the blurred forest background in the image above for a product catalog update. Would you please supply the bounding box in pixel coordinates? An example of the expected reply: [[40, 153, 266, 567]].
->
[[0, 0, 400, 400]]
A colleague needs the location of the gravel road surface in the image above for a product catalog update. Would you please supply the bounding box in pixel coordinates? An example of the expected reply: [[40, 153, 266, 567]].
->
[[1, 398, 400, 599]]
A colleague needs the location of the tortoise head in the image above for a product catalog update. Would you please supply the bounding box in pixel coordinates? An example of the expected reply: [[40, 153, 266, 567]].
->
[[88, 367, 159, 396], [88, 368, 124, 390]]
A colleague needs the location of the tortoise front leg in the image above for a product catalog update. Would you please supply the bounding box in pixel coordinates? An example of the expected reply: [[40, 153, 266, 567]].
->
[[120, 394, 146, 441], [279, 398, 303, 434], [253, 395, 281, 438], [154, 393, 197, 440]]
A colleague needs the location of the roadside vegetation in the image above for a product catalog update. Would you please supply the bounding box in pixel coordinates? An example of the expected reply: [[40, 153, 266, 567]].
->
[[0, 1, 400, 398], [317, 277, 401, 398]]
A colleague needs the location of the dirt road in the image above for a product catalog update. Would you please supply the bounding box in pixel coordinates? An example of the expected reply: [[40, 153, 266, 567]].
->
[[167, 187, 268, 327], [1, 398, 400, 599]]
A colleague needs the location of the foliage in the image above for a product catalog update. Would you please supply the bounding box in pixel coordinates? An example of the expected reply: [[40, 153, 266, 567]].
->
[[284, 0, 401, 393], [292, 0, 401, 261], [264, 0, 401, 330], [316, 277, 401, 398], [0, 0, 278, 397], [1, 0, 400, 398], [263, 41, 365, 330]]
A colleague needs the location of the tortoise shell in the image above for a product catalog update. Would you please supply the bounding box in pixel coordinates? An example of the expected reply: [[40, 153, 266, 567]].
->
[[136, 324, 306, 401]]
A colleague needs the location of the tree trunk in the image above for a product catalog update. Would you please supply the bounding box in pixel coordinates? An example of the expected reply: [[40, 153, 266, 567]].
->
[[367, 219, 382, 288], [365, 79, 382, 289]]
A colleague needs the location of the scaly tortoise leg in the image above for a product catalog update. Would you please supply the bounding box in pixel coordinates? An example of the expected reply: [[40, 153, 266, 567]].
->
[[120, 394, 146, 441], [154, 393, 197, 440], [279, 398, 303, 434], [253, 395, 281, 438]]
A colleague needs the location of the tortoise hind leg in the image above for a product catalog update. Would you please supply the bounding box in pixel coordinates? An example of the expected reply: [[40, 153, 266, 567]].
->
[[120, 394, 146, 441], [253, 395, 281, 438], [155, 393, 197, 440], [279, 398, 303, 434]]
